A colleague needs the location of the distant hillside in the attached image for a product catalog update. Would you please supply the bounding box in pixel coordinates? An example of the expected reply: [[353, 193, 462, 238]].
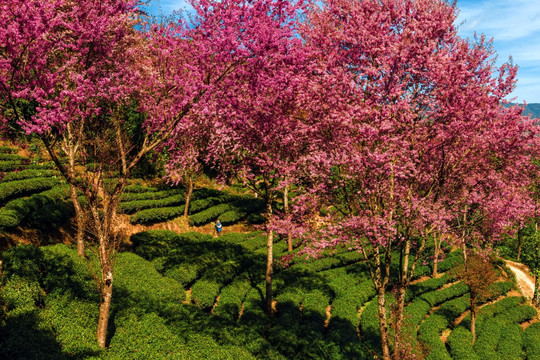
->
[[509, 103, 540, 119]]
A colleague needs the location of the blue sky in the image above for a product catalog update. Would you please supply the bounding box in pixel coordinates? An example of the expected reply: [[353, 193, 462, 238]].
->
[[144, 0, 540, 103]]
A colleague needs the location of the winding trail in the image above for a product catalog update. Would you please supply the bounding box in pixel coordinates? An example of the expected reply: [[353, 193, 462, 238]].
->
[[504, 260, 535, 299]]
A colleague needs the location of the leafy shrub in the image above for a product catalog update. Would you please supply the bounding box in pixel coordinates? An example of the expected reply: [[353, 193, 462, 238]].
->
[[460, 296, 525, 330], [447, 326, 479, 360], [41, 293, 101, 358], [0, 153, 25, 161], [164, 263, 200, 286], [124, 184, 160, 193], [474, 305, 537, 359], [189, 203, 235, 226], [0, 275, 42, 316], [497, 324, 523, 360], [131, 230, 213, 260], [191, 279, 220, 309], [1, 169, 58, 183], [524, 323, 540, 360], [130, 205, 185, 224], [406, 274, 449, 302], [107, 312, 184, 359], [420, 281, 469, 307], [114, 252, 186, 316], [213, 279, 252, 321], [118, 193, 185, 214], [219, 209, 247, 225], [40, 244, 98, 300], [0, 146, 16, 153], [436, 249, 464, 273], [120, 187, 182, 202], [1, 244, 44, 282], [0, 177, 60, 204]]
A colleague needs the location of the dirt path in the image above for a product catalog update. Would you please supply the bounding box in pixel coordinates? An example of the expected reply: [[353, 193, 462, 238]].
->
[[504, 260, 535, 299]]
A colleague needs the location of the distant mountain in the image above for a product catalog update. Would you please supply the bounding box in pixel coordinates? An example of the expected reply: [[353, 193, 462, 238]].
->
[[509, 103, 540, 119]]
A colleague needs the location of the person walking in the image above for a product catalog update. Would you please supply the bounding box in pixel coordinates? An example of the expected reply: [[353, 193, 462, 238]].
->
[[215, 219, 222, 236]]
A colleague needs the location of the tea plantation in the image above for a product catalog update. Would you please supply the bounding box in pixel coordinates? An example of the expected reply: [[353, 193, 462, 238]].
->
[[0, 144, 539, 359]]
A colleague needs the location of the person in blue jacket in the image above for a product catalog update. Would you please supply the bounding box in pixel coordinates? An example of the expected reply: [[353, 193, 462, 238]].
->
[[215, 219, 222, 236]]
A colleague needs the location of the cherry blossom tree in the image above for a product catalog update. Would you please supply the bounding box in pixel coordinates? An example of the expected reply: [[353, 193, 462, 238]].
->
[[0, 0, 310, 347], [300, 0, 540, 358]]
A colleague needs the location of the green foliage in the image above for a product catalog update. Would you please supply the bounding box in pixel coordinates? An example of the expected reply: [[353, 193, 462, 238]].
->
[[130, 205, 185, 224], [219, 209, 248, 225], [41, 293, 102, 358], [474, 305, 537, 359], [420, 281, 469, 307], [191, 279, 221, 309], [190, 203, 234, 226], [0, 177, 60, 205], [497, 324, 523, 360], [120, 187, 182, 202], [107, 312, 185, 359], [124, 184, 160, 193], [118, 193, 185, 214], [0, 146, 16, 153], [213, 278, 252, 321], [524, 323, 540, 360], [131, 230, 213, 260], [1, 167, 57, 182], [447, 327, 480, 360], [406, 273, 450, 302], [114, 252, 186, 316], [0, 185, 68, 228], [0, 275, 42, 316], [0, 153, 25, 161]]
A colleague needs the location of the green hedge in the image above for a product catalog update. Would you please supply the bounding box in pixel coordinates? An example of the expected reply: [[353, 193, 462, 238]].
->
[[130, 205, 185, 224], [460, 296, 525, 331], [0, 185, 70, 228], [406, 274, 450, 302], [419, 296, 470, 360], [524, 323, 540, 360], [420, 281, 469, 307], [119, 193, 185, 214], [0, 153, 25, 161], [213, 278, 252, 321], [189, 203, 235, 226], [124, 184, 160, 193], [191, 279, 221, 309], [497, 324, 523, 360], [1, 169, 58, 182], [114, 252, 186, 316], [120, 188, 182, 202], [447, 326, 479, 360], [0, 146, 16, 153], [0, 177, 60, 205], [474, 305, 537, 359], [219, 209, 248, 225], [107, 312, 184, 359]]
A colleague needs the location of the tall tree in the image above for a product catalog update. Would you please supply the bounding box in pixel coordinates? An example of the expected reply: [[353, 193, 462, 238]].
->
[[0, 0, 306, 347], [301, 0, 539, 358]]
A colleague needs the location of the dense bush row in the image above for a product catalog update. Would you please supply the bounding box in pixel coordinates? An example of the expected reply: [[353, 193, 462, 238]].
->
[[0, 169, 58, 182], [120, 187, 182, 202], [524, 323, 540, 360], [119, 193, 185, 214], [474, 305, 537, 359], [0, 185, 69, 228], [0, 146, 16, 153], [0, 177, 60, 205]]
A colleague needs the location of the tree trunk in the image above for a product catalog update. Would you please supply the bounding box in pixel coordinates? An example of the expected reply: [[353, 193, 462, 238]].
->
[[183, 176, 194, 219], [265, 198, 274, 315], [393, 238, 411, 358], [517, 229, 523, 262], [376, 286, 391, 360], [96, 272, 113, 349], [283, 184, 292, 252], [471, 298, 477, 344], [432, 235, 440, 278], [70, 184, 85, 257], [533, 275, 538, 306]]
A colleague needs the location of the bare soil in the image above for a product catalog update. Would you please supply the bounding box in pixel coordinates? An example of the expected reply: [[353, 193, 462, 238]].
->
[[504, 260, 536, 299]]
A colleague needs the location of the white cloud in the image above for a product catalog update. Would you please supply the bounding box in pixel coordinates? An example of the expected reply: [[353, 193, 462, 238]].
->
[[456, 0, 540, 102]]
